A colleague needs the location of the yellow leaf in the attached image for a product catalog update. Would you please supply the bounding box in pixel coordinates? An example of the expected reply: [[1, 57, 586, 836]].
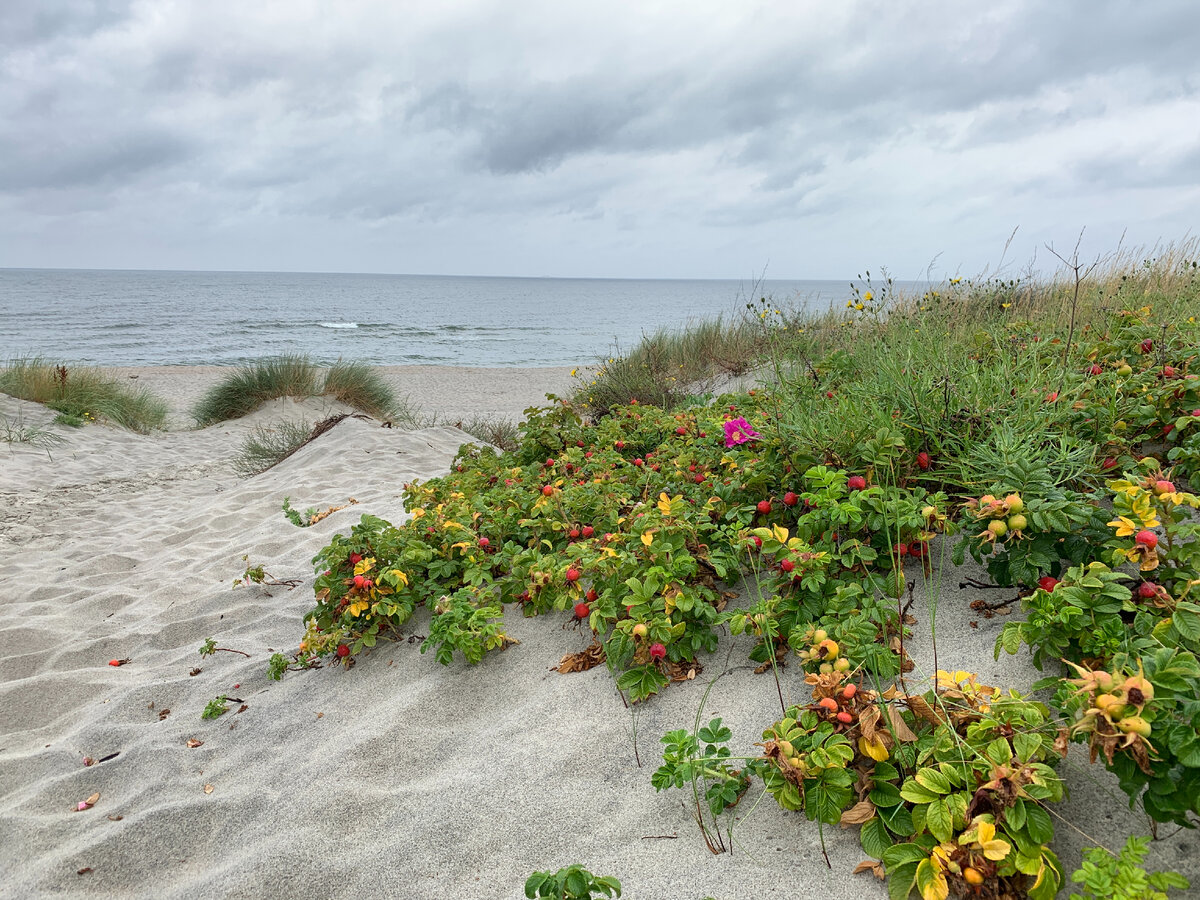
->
[[641, 532, 654, 547], [658, 493, 673, 515], [389, 570, 409, 587], [410, 508, 425, 520], [772, 524, 789, 544], [348, 599, 369, 617], [354, 557, 376, 576]]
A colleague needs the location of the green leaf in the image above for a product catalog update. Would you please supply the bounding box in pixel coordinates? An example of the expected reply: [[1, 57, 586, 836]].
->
[[926, 796, 953, 842], [914, 768, 952, 795], [861, 815, 893, 859], [1013, 731, 1041, 763], [881, 843, 928, 869], [888, 862, 919, 900], [869, 781, 903, 808], [1024, 802, 1054, 844], [899, 781, 941, 804]]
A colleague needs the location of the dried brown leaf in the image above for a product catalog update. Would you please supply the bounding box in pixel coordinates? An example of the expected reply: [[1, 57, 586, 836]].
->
[[84, 793, 100, 806], [203, 784, 214, 794], [886, 705, 918, 742], [853, 860, 886, 880], [186, 739, 203, 749], [839, 800, 876, 826], [906, 694, 946, 727], [553, 640, 606, 674]]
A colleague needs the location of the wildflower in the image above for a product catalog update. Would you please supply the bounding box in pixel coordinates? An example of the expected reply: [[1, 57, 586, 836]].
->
[[723, 417, 761, 448], [863, 291, 873, 302]]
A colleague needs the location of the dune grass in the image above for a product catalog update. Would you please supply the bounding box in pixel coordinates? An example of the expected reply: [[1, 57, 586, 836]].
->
[[322, 359, 416, 425], [191, 355, 417, 426], [191, 355, 320, 426], [0, 358, 168, 433]]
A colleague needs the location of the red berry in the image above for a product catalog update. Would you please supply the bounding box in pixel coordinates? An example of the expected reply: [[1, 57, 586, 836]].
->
[[1154, 480, 1176, 495], [478, 537, 489, 548], [916, 451, 930, 470], [894, 542, 909, 557], [574, 602, 591, 619], [353, 574, 365, 589], [566, 568, 581, 582], [1135, 530, 1158, 548], [1141, 338, 1154, 353], [349, 553, 362, 565], [615, 441, 625, 450], [1137, 582, 1158, 599], [545, 458, 555, 467], [757, 500, 772, 514], [582, 525, 594, 538], [1102, 456, 1117, 470], [1037, 576, 1059, 593], [847, 475, 866, 491], [336, 644, 350, 658], [698, 432, 706, 438], [542, 485, 554, 496], [825, 391, 835, 399], [676, 426, 687, 436], [780, 559, 795, 573], [783, 491, 799, 506], [585, 450, 593, 458], [586, 588, 598, 602], [694, 474, 705, 483], [633, 458, 644, 467], [1163, 365, 1177, 378], [1089, 364, 1103, 375], [1192, 409, 1200, 417], [108, 659, 121, 667], [835, 711, 853, 724], [649, 642, 666, 660], [908, 541, 925, 557], [569, 528, 581, 540], [751, 535, 763, 548]]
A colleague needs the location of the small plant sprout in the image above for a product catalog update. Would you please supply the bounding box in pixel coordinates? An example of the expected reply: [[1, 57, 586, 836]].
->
[[198, 638, 249, 659], [524, 865, 621, 900]]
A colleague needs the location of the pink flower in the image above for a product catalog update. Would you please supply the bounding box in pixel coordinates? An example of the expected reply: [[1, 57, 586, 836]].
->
[[723, 417, 761, 448]]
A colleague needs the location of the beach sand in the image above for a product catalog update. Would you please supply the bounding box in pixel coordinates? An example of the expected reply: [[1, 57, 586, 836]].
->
[[1, 368, 1196, 899]]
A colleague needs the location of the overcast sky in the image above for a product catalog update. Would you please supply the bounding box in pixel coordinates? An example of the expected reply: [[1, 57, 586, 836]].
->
[[1, 1, 1197, 279]]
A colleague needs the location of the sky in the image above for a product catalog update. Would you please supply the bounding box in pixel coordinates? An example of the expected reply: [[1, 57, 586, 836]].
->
[[1, 0, 1198, 280]]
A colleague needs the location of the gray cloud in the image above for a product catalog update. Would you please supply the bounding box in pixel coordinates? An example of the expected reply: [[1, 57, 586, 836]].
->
[[0, 1, 1197, 277]]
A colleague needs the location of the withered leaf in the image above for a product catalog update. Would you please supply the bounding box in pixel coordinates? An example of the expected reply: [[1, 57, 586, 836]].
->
[[853, 860, 886, 879], [906, 694, 947, 726], [839, 800, 877, 826], [158, 709, 171, 721], [236, 704, 248, 714], [186, 739, 203, 749], [553, 641, 606, 674], [189, 668, 201, 677], [203, 784, 214, 794], [82, 757, 95, 767], [77, 868, 93, 875], [85, 793, 100, 806], [106, 815, 123, 821], [886, 705, 918, 742], [858, 704, 882, 742]]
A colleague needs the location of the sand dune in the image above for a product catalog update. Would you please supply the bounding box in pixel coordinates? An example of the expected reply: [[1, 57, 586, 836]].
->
[[1, 372, 1196, 899]]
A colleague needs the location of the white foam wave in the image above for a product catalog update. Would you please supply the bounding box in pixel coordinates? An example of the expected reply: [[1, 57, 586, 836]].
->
[[318, 322, 358, 329]]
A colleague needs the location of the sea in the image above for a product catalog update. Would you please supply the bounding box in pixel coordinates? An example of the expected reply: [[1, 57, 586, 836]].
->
[[0, 268, 868, 368]]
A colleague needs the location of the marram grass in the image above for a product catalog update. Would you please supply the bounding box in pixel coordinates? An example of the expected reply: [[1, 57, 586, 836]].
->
[[0, 358, 167, 433]]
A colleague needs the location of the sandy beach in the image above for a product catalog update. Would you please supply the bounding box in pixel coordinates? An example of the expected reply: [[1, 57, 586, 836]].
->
[[2, 367, 1196, 899]]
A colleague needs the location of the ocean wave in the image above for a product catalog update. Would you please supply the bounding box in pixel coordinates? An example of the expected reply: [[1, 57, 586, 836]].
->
[[318, 322, 358, 329]]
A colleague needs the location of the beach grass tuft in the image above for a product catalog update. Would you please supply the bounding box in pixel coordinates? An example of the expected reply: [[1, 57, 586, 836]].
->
[[191, 354, 320, 425], [0, 358, 167, 433], [322, 359, 415, 424], [193, 355, 419, 426]]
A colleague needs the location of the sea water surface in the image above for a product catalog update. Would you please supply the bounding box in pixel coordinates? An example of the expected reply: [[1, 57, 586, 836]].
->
[[1, 269, 868, 367]]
